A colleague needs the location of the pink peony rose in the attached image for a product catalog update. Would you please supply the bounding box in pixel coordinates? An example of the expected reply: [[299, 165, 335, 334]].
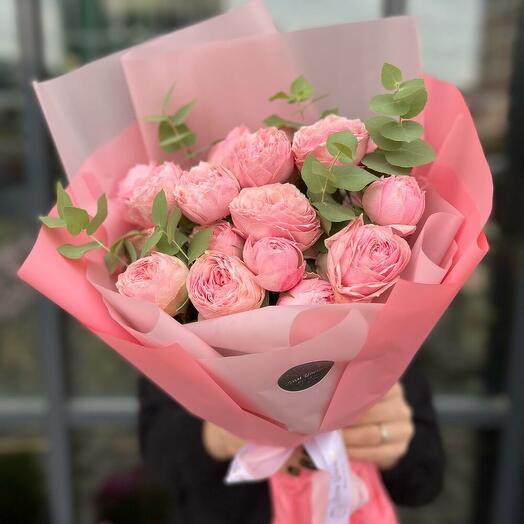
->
[[229, 183, 321, 251], [292, 114, 370, 168], [116, 252, 189, 316], [277, 276, 335, 305], [362, 175, 425, 236], [118, 162, 182, 228], [207, 125, 250, 166], [187, 251, 265, 319], [243, 237, 305, 292], [192, 221, 245, 258], [222, 127, 294, 187], [325, 216, 411, 302], [173, 162, 240, 225]]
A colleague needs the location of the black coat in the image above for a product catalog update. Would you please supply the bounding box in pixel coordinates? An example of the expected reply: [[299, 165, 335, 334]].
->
[[138, 360, 444, 523]]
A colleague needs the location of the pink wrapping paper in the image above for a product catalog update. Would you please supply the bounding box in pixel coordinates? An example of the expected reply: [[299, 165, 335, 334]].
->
[[18, 6, 492, 522], [19, 12, 491, 449]]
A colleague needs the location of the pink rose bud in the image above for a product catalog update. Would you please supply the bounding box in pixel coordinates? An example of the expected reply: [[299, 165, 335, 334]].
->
[[243, 237, 305, 292], [292, 114, 370, 168], [207, 125, 250, 166], [118, 162, 182, 228], [115, 252, 189, 316], [174, 162, 240, 225], [222, 127, 295, 187], [325, 216, 411, 302], [192, 221, 245, 259], [277, 276, 335, 305], [229, 183, 321, 251], [187, 251, 265, 319], [362, 175, 425, 236]]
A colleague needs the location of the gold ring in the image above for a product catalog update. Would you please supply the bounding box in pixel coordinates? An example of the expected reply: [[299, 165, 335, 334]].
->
[[378, 422, 390, 444]]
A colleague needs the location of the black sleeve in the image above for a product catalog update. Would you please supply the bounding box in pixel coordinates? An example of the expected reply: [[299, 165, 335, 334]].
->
[[380, 360, 445, 506], [137, 377, 270, 524]]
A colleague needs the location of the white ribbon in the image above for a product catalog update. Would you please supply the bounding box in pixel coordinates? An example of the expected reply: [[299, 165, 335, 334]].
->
[[226, 430, 367, 524]]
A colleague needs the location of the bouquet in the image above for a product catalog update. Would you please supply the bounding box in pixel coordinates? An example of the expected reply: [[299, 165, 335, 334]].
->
[[19, 3, 492, 523]]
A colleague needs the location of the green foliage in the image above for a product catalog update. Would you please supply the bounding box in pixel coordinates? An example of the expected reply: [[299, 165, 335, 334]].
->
[[147, 84, 198, 155], [263, 114, 302, 129], [313, 201, 356, 222], [86, 194, 107, 235], [369, 94, 410, 117], [38, 215, 66, 228], [381, 63, 402, 90], [320, 107, 339, 118], [384, 139, 436, 168], [152, 190, 168, 229], [290, 75, 314, 102], [188, 228, 212, 263], [361, 151, 411, 176], [63, 207, 89, 235], [58, 241, 99, 259], [331, 165, 379, 191], [326, 131, 357, 163], [380, 120, 423, 142], [141, 229, 163, 257]]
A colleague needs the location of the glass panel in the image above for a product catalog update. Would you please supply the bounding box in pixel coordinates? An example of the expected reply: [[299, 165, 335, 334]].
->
[[0, 432, 48, 523], [65, 318, 137, 397]]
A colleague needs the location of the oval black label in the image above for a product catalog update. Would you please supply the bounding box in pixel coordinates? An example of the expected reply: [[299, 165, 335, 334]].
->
[[278, 361, 334, 392]]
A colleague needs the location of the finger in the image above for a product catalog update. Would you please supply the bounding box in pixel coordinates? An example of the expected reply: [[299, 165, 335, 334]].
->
[[343, 421, 414, 447], [346, 441, 410, 469], [352, 398, 412, 426], [382, 382, 402, 400]]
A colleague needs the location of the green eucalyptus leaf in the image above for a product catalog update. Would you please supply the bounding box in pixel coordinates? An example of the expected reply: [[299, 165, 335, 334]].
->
[[171, 99, 196, 126], [331, 165, 379, 191], [86, 194, 107, 235], [263, 114, 302, 129], [384, 139, 436, 168], [320, 107, 339, 118], [56, 182, 73, 219], [63, 206, 89, 235], [160, 130, 192, 148], [401, 89, 428, 119], [158, 121, 181, 153], [370, 94, 410, 117], [124, 239, 138, 263], [290, 75, 313, 102], [393, 79, 425, 100], [161, 83, 175, 113], [269, 91, 289, 101], [58, 241, 99, 259], [364, 116, 401, 151], [39, 215, 66, 228], [152, 190, 168, 228], [312, 201, 356, 222], [104, 252, 120, 274], [381, 63, 402, 90], [144, 115, 168, 123], [166, 207, 182, 243], [188, 228, 212, 263], [361, 151, 412, 176], [313, 236, 328, 254], [301, 156, 336, 193], [380, 120, 423, 143], [141, 229, 163, 257], [326, 131, 357, 162]]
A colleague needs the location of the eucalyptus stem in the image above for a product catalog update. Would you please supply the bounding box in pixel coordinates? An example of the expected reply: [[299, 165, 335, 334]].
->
[[321, 151, 341, 203], [89, 235, 127, 267]]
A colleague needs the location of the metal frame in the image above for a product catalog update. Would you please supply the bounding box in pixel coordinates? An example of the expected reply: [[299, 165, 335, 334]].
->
[[2, 1, 522, 523]]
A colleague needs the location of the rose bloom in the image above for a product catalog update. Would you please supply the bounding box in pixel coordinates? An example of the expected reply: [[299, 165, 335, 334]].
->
[[277, 276, 335, 305], [207, 125, 250, 166], [362, 175, 425, 236], [243, 236, 305, 292], [187, 251, 265, 319], [229, 183, 321, 251], [325, 216, 411, 302], [174, 162, 240, 225], [222, 127, 294, 187], [292, 114, 370, 168], [118, 162, 182, 228], [193, 221, 245, 258], [116, 252, 189, 316]]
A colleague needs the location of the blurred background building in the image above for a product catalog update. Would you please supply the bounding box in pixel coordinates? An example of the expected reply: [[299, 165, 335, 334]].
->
[[0, 0, 523, 523]]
